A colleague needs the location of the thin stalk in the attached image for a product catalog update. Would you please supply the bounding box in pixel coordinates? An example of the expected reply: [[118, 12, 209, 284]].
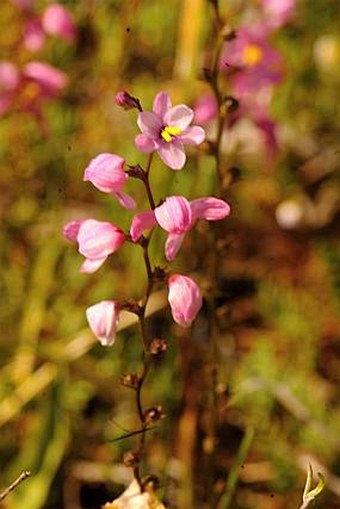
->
[[216, 427, 255, 509]]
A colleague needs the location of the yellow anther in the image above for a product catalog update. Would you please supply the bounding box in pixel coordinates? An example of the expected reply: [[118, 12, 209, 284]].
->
[[161, 125, 182, 142], [243, 44, 263, 67]]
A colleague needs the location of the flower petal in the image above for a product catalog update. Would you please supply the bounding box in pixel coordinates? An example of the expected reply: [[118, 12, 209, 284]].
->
[[164, 105, 194, 130], [114, 192, 136, 210], [153, 91, 172, 118], [80, 257, 107, 274], [135, 133, 158, 153], [165, 233, 185, 261], [155, 196, 192, 233], [78, 219, 125, 260], [63, 219, 83, 242], [168, 274, 202, 328], [137, 111, 162, 137], [180, 125, 206, 145], [86, 300, 120, 346], [83, 153, 127, 194], [130, 210, 157, 242], [190, 197, 231, 221], [158, 142, 186, 170]]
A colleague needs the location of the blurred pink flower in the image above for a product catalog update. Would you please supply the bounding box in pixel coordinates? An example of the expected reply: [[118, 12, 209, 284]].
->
[[130, 195, 231, 261], [83, 153, 136, 210], [22, 19, 46, 52], [221, 25, 283, 93], [0, 61, 20, 115], [10, 0, 33, 9], [86, 301, 120, 346], [42, 3, 76, 42], [193, 94, 218, 125], [135, 91, 205, 170], [168, 274, 202, 328], [261, 0, 296, 28], [63, 219, 125, 273], [23, 61, 68, 97]]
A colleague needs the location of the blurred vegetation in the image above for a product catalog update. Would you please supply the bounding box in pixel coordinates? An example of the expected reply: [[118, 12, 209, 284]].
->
[[0, 0, 339, 508]]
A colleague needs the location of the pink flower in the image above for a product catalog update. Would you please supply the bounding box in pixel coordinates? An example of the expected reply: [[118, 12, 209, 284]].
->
[[42, 3, 76, 42], [221, 25, 283, 93], [193, 94, 218, 125], [130, 196, 231, 261], [22, 19, 46, 52], [261, 0, 296, 28], [135, 91, 205, 170], [63, 219, 125, 273], [83, 153, 136, 210], [0, 61, 20, 116], [115, 90, 141, 111], [23, 61, 68, 97], [86, 301, 120, 346], [168, 274, 202, 327]]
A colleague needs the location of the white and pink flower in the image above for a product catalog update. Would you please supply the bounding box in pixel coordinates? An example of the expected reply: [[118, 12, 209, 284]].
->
[[86, 301, 120, 346], [135, 91, 205, 170], [168, 274, 202, 328], [130, 195, 231, 261], [83, 153, 136, 210]]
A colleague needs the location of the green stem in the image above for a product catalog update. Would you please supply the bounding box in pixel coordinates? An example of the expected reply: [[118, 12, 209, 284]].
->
[[216, 427, 255, 509]]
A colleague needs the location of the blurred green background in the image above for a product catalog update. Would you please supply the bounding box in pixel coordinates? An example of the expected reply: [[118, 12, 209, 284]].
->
[[0, 1, 339, 508]]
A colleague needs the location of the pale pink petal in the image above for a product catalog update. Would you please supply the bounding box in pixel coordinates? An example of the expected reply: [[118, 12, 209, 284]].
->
[[86, 300, 120, 346], [22, 19, 46, 52], [80, 257, 107, 274], [42, 3, 76, 42], [130, 210, 157, 242], [164, 105, 194, 130], [77, 219, 125, 260], [137, 111, 162, 136], [63, 219, 83, 242], [114, 192, 136, 210], [0, 62, 20, 91], [23, 61, 68, 96], [158, 142, 186, 170], [168, 274, 202, 328], [83, 153, 127, 194], [153, 91, 172, 118], [190, 197, 231, 221], [179, 125, 206, 145], [155, 196, 192, 233], [165, 233, 185, 261], [135, 133, 158, 153]]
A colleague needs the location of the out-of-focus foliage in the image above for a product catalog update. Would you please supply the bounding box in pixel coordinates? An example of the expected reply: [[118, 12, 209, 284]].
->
[[0, 1, 339, 508]]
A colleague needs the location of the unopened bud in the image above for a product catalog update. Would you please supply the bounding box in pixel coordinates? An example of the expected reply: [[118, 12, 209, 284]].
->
[[153, 266, 167, 282], [119, 373, 139, 389], [144, 405, 165, 425], [123, 450, 140, 467], [115, 90, 142, 111], [224, 95, 239, 113], [141, 474, 160, 492], [149, 338, 168, 356], [221, 26, 236, 41]]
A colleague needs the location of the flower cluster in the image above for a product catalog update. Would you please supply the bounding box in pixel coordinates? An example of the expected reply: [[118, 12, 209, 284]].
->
[[64, 90, 231, 342], [194, 0, 296, 159], [0, 2, 76, 123]]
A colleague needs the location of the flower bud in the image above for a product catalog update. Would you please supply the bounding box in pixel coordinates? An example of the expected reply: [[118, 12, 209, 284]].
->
[[144, 405, 165, 425], [119, 373, 139, 389], [168, 274, 202, 328], [115, 90, 141, 111], [86, 300, 120, 346], [42, 3, 76, 42], [149, 338, 168, 356]]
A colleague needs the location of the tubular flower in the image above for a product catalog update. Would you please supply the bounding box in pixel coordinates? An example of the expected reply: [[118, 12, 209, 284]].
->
[[130, 195, 231, 261], [168, 274, 202, 328], [86, 301, 120, 347], [63, 219, 125, 273], [135, 91, 205, 170], [83, 153, 136, 210]]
